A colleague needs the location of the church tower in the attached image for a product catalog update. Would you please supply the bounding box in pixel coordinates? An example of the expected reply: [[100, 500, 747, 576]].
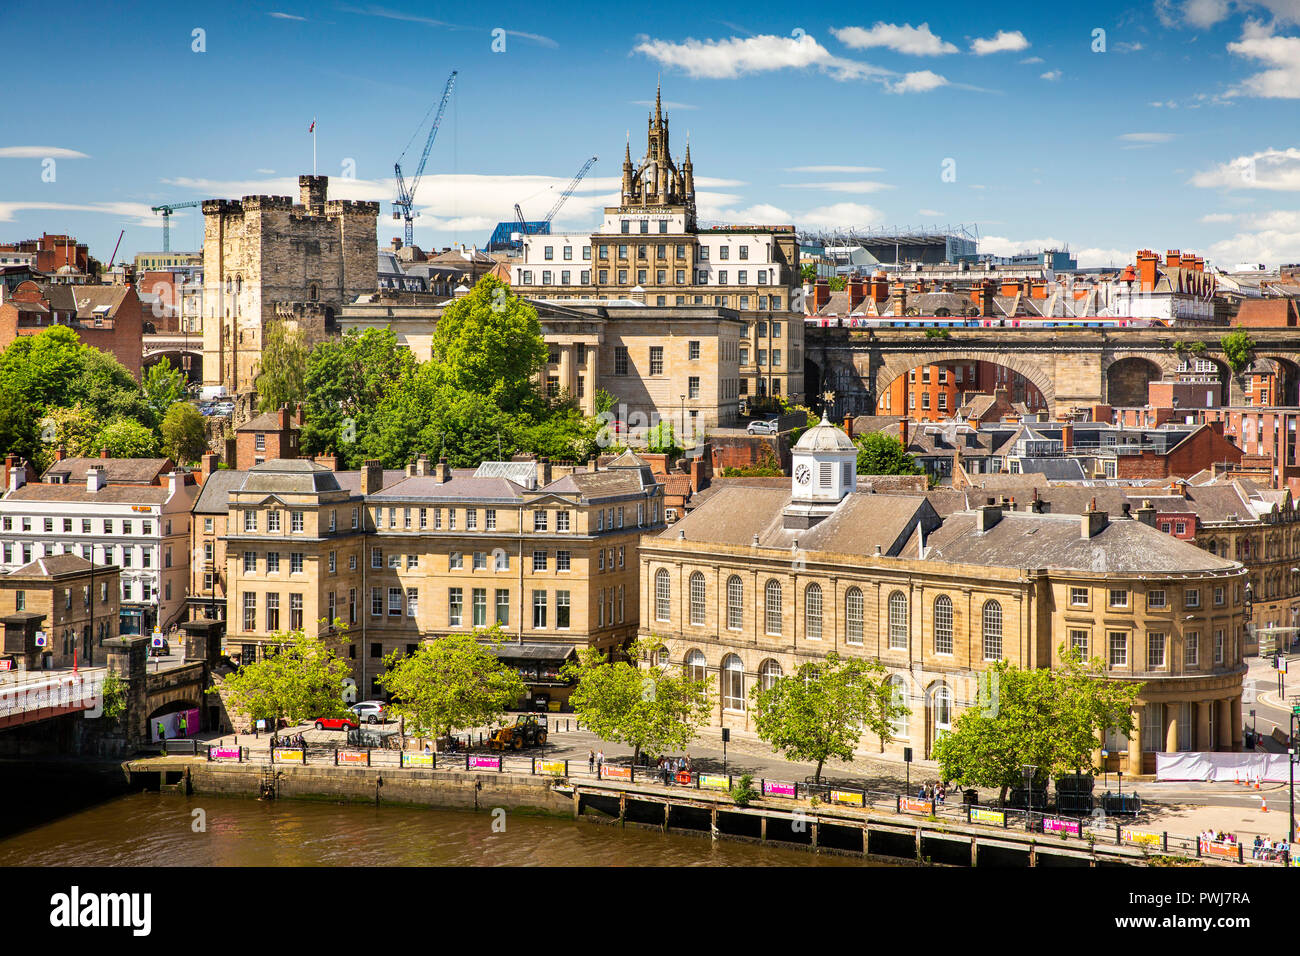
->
[[783, 413, 858, 530], [621, 81, 696, 219]]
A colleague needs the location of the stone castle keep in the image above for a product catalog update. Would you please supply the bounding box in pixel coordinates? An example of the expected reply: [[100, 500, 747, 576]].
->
[[202, 175, 378, 393]]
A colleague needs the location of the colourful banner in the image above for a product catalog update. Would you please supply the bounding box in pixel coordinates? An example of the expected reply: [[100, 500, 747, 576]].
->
[[763, 781, 796, 798], [1123, 829, 1162, 847], [698, 774, 730, 790], [1042, 818, 1081, 837], [970, 808, 1005, 826], [900, 797, 932, 814], [830, 789, 864, 807], [337, 750, 369, 765], [403, 753, 434, 767], [470, 756, 501, 770], [151, 707, 201, 742], [273, 748, 303, 763], [1200, 839, 1239, 860], [674, 771, 692, 785], [209, 747, 240, 761], [538, 760, 566, 775], [600, 765, 631, 780]]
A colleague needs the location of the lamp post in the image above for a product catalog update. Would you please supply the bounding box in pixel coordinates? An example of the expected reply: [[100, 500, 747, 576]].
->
[[1021, 764, 1036, 830], [679, 394, 685, 448], [1291, 706, 1298, 844]]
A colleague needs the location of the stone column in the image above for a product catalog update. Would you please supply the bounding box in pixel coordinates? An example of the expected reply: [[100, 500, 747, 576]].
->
[[1231, 696, 1243, 751], [1197, 700, 1211, 752], [1128, 704, 1143, 771], [558, 344, 573, 402], [1165, 704, 1179, 754], [1218, 698, 1232, 750]]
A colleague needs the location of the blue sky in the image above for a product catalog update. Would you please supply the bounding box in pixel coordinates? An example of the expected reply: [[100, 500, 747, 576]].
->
[[4, 0, 1300, 267]]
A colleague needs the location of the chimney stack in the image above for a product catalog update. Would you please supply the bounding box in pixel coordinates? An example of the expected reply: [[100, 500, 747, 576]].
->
[[201, 452, 219, 481], [435, 457, 451, 483], [361, 458, 383, 496], [1081, 497, 1109, 538], [7, 457, 25, 494], [416, 454, 429, 477], [100, 446, 109, 460], [588, 457, 599, 473], [55, 444, 66, 462], [847, 277, 866, 312], [278, 405, 290, 430], [536, 456, 552, 488], [1135, 499, 1158, 527], [976, 497, 1003, 533], [87, 464, 106, 492]]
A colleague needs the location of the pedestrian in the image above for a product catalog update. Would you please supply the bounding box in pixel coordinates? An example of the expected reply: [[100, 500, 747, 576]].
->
[[178, 713, 188, 737], [685, 752, 693, 774], [596, 750, 604, 776], [424, 742, 432, 755], [156, 720, 166, 742], [588, 749, 595, 774]]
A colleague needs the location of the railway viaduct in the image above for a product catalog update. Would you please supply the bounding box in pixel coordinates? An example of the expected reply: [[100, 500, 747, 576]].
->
[[804, 326, 1300, 418]]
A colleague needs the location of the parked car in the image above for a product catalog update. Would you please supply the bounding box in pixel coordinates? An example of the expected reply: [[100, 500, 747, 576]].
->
[[350, 701, 388, 724], [746, 419, 779, 435], [314, 715, 359, 731]]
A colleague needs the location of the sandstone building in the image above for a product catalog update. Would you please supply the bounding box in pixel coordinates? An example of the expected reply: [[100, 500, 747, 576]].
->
[[201, 175, 378, 394]]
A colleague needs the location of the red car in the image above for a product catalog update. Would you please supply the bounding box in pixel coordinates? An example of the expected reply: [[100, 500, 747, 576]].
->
[[314, 715, 359, 731]]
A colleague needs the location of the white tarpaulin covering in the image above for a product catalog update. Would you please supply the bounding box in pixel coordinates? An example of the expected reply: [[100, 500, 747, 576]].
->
[[1156, 751, 1292, 783]]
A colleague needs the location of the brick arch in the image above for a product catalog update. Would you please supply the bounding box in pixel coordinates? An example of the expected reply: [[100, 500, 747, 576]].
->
[[874, 350, 1058, 414], [1259, 354, 1300, 405], [1101, 353, 1176, 406]]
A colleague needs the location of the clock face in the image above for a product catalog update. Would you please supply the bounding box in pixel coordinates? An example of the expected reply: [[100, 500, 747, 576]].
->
[[795, 464, 811, 485]]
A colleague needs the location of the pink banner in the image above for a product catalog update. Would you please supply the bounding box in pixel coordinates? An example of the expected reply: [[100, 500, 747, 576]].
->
[[763, 781, 796, 797], [470, 756, 500, 770], [1042, 818, 1080, 836], [600, 765, 631, 780], [209, 747, 240, 761]]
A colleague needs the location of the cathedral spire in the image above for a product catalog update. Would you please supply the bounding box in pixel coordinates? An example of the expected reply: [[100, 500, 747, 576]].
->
[[655, 76, 662, 126]]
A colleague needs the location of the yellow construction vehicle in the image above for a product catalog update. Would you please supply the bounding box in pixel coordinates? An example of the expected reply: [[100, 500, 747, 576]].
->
[[487, 714, 549, 751]]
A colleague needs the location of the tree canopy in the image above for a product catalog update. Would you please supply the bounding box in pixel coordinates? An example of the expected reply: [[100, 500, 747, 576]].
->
[[562, 638, 713, 763], [377, 626, 527, 747], [750, 652, 906, 784], [930, 647, 1141, 801], [95, 419, 161, 459], [214, 625, 354, 728], [856, 431, 923, 476], [255, 321, 309, 413], [161, 402, 209, 464], [142, 359, 186, 424]]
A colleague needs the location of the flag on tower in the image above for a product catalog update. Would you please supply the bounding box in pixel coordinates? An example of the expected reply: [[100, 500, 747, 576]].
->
[[308, 119, 316, 133]]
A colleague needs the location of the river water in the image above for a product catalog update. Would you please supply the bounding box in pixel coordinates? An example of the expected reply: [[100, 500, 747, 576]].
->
[[0, 792, 877, 867]]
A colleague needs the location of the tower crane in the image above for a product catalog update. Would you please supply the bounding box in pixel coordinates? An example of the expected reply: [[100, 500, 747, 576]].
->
[[393, 70, 457, 248], [150, 201, 203, 253], [509, 155, 598, 251]]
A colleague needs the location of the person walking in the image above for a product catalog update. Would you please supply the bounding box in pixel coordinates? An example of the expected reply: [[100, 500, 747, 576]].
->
[[156, 720, 166, 742], [596, 750, 604, 777], [588, 749, 596, 774], [178, 712, 188, 737]]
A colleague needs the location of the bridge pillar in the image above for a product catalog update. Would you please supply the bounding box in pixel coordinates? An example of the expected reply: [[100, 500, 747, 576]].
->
[[104, 636, 149, 745], [181, 619, 225, 732], [2, 612, 47, 672]]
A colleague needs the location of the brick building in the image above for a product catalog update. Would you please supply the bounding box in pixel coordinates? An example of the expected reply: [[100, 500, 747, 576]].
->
[[0, 280, 144, 378], [0, 554, 120, 669], [234, 405, 303, 467]]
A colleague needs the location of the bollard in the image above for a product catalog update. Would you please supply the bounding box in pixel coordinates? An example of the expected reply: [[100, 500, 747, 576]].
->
[[334, 747, 339, 767], [1163, 832, 1168, 853], [465, 753, 470, 771], [896, 795, 901, 813], [366, 748, 371, 767], [207, 746, 212, 762], [531, 757, 536, 775], [564, 759, 568, 776], [1115, 824, 1121, 845]]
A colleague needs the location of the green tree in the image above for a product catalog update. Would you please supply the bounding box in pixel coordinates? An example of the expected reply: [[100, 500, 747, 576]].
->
[[142, 359, 186, 423], [212, 624, 354, 728], [367, 375, 519, 468], [855, 431, 923, 476], [563, 638, 713, 763], [799, 263, 818, 283], [300, 327, 417, 467], [0, 325, 85, 409], [95, 419, 161, 458], [97, 671, 128, 725], [377, 626, 527, 747], [646, 420, 681, 457], [521, 404, 602, 463], [0, 385, 39, 462], [38, 403, 99, 463], [828, 275, 847, 291], [428, 275, 547, 412], [1219, 330, 1256, 375], [750, 652, 906, 784], [930, 647, 1141, 802], [255, 321, 309, 413], [71, 348, 149, 425], [160, 402, 209, 464]]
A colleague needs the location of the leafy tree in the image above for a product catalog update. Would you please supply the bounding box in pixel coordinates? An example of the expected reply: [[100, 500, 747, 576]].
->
[[750, 652, 906, 784], [0, 325, 85, 409], [71, 348, 149, 424], [856, 431, 923, 476], [1219, 330, 1256, 375], [428, 275, 547, 412], [38, 404, 99, 463], [930, 647, 1141, 803], [95, 419, 161, 458], [0, 385, 39, 462], [97, 671, 128, 725], [254, 321, 309, 413], [799, 263, 818, 283], [212, 624, 354, 728], [377, 625, 527, 747], [827, 275, 847, 291], [563, 638, 713, 763], [594, 389, 617, 416], [160, 402, 209, 464], [300, 327, 417, 467], [646, 420, 681, 457], [367, 374, 519, 468], [521, 404, 601, 463], [142, 359, 186, 423]]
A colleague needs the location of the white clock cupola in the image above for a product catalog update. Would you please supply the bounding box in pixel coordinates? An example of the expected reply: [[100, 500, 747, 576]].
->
[[784, 413, 857, 530]]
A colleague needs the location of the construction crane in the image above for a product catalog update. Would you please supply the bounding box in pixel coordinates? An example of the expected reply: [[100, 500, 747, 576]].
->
[[507, 155, 598, 252], [393, 70, 457, 248], [150, 201, 203, 253]]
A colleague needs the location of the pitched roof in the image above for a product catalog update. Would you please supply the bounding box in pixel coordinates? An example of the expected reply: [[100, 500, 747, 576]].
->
[[41, 457, 173, 485], [235, 459, 342, 495], [5, 483, 169, 504], [236, 411, 300, 433], [368, 474, 527, 501], [192, 469, 250, 514], [6, 554, 108, 578]]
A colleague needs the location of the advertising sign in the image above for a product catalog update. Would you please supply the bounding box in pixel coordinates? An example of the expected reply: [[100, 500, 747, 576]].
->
[[1199, 838, 1238, 860], [470, 756, 501, 770], [970, 808, 1005, 826], [337, 750, 369, 765], [600, 765, 632, 781], [900, 797, 932, 814], [1042, 818, 1081, 837], [538, 760, 566, 776], [209, 747, 240, 761], [1123, 829, 1162, 847], [402, 753, 434, 768], [762, 781, 797, 798], [830, 790, 864, 807], [698, 774, 730, 790], [273, 748, 304, 763]]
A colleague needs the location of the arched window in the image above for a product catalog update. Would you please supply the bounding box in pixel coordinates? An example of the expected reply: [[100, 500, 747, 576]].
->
[[764, 579, 782, 635], [654, 568, 671, 622], [933, 595, 953, 655], [804, 583, 823, 640], [844, 587, 864, 645], [721, 654, 745, 711], [982, 600, 1003, 660], [888, 675, 909, 739], [932, 683, 953, 731], [888, 591, 908, 650], [689, 572, 706, 626], [726, 576, 743, 630], [685, 649, 706, 683], [759, 659, 783, 692]]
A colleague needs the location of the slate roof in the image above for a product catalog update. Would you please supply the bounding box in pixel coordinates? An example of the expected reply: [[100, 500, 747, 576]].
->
[[235, 459, 342, 495], [42, 457, 173, 485], [5, 554, 106, 578], [192, 469, 250, 514], [6, 483, 169, 504]]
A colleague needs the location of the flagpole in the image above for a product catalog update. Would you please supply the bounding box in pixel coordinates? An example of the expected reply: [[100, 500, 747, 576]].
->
[[313, 124, 317, 176]]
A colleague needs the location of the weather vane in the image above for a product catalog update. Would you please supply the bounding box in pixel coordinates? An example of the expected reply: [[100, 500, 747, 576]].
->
[[822, 389, 836, 404]]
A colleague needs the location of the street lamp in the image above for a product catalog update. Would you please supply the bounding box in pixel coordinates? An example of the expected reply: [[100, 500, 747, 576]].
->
[[1021, 764, 1036, 830]]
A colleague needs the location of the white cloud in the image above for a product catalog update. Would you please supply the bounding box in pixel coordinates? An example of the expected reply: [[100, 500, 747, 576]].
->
[[632, 32, 891, 81], [1040, 70, 1062, 81], [700, 202, 795, 224], [982, 235, 1127, 266], [255, 168, 276, 174], [971, 30, 1030, 55], [269, 11, 307, 20], [784, 165, 884, 173], [0, 146, 89, 159], [780, 181, 892, 193], [1020, 55, 1044, 63], [1157, 0, 1232, 28], [1119, 132, 1176, 145], [1201, 212, 1236, 222], [1149, 99, 1179, 108], [1227, 20, 1300, 98], [342, 5, 558, 46], [831, 22, 957, 55], [1190, 147, 1300, 190], [1207, 213, 1300, 263], [918, 208, 944, 217], [0, 200, 158, 226], [1076, 247, 1132, 267], [798, 202, 884, 228], [888, 70, 949, 93], [1115, 41, 1145, 52]]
